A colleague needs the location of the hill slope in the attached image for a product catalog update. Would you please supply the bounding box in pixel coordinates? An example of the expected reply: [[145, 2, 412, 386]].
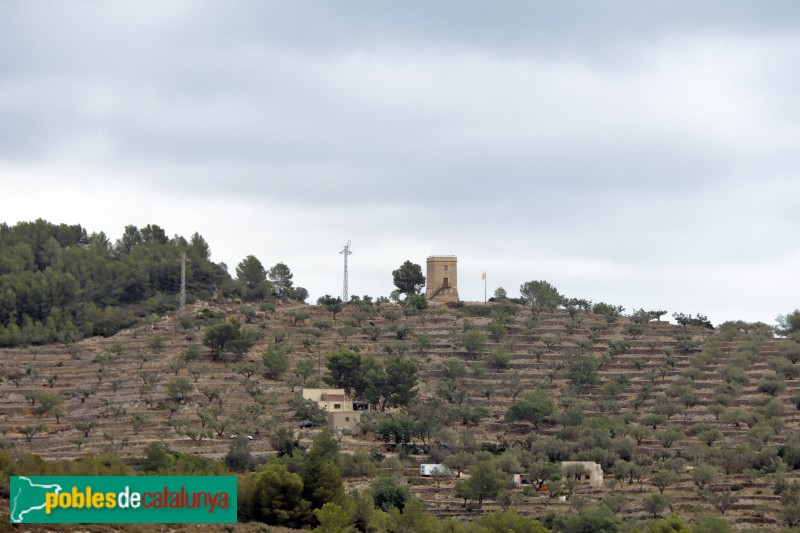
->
[[2, 298, 800, 529]]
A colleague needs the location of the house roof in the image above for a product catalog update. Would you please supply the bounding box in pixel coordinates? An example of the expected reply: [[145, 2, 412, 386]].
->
[[321, 393, 346, 401]]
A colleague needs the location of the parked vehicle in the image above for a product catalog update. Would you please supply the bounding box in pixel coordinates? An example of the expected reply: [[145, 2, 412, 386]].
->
[[420, 464, 452, 477]]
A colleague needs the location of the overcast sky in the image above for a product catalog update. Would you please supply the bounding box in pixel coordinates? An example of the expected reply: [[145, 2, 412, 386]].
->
[[2, 1, 799, 326]]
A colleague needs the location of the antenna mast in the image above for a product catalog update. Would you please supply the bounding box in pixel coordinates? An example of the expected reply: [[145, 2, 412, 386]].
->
[[339, 240, 352, 301]]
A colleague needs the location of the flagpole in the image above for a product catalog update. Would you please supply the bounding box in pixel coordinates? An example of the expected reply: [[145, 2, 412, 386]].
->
[[483, 271, 487, 303]]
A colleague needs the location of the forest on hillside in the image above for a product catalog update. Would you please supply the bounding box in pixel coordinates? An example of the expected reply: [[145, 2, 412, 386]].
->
[[0, 219, 306, 346]]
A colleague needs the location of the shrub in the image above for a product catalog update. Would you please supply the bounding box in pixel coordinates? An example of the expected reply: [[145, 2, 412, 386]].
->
[[484, 347, 511, 370]]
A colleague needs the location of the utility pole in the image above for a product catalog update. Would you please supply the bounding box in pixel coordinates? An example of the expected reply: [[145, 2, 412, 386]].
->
[[340, 240, 352, 302], [180, 252, 187, 314]]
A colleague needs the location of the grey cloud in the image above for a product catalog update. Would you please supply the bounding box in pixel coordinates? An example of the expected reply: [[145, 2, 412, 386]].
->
[[1, 1, 798, 325]]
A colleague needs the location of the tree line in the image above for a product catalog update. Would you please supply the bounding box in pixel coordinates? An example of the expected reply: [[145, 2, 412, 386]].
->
[[0, 219, 307, 347]]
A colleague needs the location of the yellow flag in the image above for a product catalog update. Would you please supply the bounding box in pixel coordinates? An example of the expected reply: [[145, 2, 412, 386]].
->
[[481, 271, 486, 280]]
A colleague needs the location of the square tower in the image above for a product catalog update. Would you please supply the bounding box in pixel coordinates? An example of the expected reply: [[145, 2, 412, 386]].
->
[[425, 256, 459, 303]]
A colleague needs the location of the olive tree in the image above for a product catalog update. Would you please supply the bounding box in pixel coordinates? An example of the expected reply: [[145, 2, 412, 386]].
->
[[202, 318, 257, 360], [505, 391, 556, 429]]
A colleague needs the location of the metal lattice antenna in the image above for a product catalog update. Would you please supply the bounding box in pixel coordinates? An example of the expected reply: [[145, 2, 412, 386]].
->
[[339, 240, 352, 301]]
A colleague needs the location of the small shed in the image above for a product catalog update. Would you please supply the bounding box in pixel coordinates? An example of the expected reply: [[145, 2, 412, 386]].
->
[[327, 411, 362, 434]]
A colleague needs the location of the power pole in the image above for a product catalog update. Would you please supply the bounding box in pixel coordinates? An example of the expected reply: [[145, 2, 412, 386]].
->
[[340, 240, 352, 302], [180, 252, 187, 314]]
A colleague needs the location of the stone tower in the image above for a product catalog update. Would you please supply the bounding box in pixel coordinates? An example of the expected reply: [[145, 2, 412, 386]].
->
[[425, 256, 459, 303]]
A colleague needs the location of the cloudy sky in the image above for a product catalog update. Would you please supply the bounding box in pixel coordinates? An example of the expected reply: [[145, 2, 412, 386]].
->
[[2, 1, 799, 325]]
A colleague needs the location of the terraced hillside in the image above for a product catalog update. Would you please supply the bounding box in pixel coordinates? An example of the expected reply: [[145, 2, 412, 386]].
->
[[1, 298, 799, 529], [401, 306, 798, 528]]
